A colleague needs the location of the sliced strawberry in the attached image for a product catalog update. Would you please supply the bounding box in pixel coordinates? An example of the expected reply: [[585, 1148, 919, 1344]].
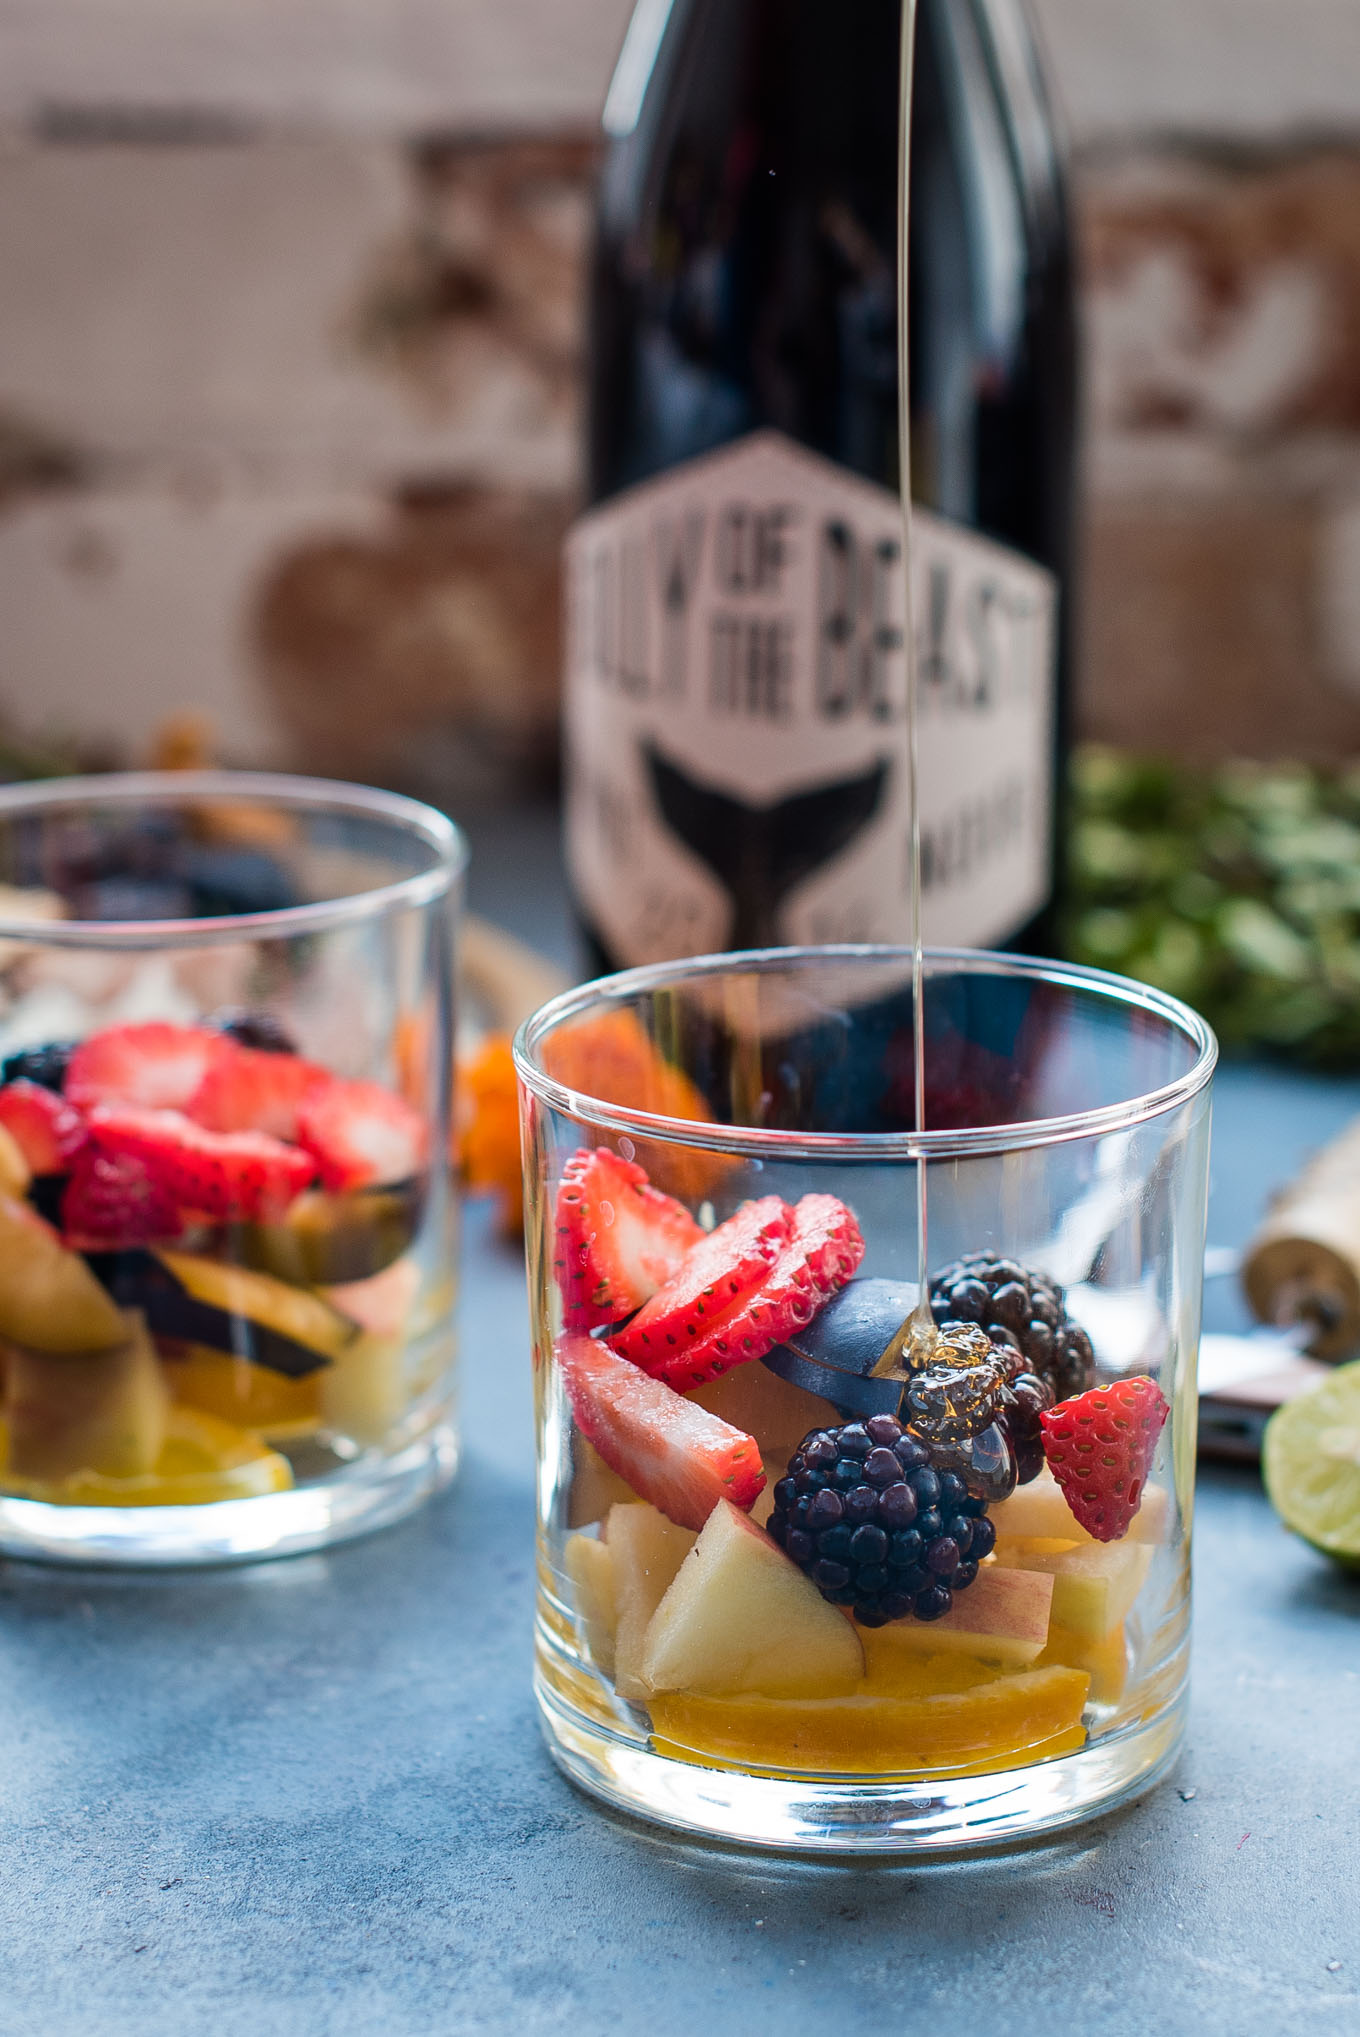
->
[[1039, 1376, 1170, 1543], [65, 1023, 235, 1113], [87, 1103, 314, 1222], [609, 1195, 793, 1369], [553, 1146, 705, 1330], [0, 1080, 88, 1174], [187, 1047, 329, 1141], [62, 1144, 183, 1247], [557, 1332, 765, 1531], [295, 1079, 428, 1190], [634, 1192, 866, 1390]]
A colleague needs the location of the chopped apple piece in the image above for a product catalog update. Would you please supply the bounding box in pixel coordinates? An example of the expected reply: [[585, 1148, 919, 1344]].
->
[[994, 1540, 1153, 1639], [991, 1465, 1171, 1546], [640, 1499, 864, 1700], [1038, 1622, 1129, 1706], [0, 1193, 128, 1352], [317, 1258, 421, 1446], [649, 1665, 1090, 1775], [5, 1309, 169, 1481], [565, 1532, 618, 1677], [567, 1434, 641, 1529], [607, 1502, 696, 1699], [858, 1566, 1054, 1673]]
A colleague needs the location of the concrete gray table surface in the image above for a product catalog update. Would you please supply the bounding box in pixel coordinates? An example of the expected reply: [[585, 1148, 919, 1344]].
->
[[1, 806, 1358, 2037]]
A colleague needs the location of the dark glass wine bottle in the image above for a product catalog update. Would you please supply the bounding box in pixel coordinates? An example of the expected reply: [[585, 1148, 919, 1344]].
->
[[564, 0, 1076, 971]]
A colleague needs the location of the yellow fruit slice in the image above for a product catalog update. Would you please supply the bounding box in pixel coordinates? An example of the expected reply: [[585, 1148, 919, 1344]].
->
[[157, 1251, 357, 1363], [648, 1665, 1090, 1776], [0, 1406, 293, 1506], [162, 1343, 322, 1441], [0, 1193, 128, 1351]]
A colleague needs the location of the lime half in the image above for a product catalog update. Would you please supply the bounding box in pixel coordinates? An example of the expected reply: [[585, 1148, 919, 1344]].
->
[[1263, 1359, 1360, 1568]]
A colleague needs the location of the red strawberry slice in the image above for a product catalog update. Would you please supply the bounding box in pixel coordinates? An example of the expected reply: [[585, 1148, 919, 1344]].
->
[[65, 1023, 235, 1113], [553, 1146, 705, 1330], [632, 1192, 866, 1390], [295, 1078, 428, 1190], [557, 1332, 765, 1531], [609, 1195, 794, 1369], [87, 1103, 314, 1222], [62, 1144, 183, 1248], [0, 1080, 88, 1174], [187, 1047, 329, 1141], [1039, 1376, 1170, 1542]]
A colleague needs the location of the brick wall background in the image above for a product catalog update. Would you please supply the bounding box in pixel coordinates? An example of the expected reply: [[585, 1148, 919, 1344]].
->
[[1, 0, 1358, 795]]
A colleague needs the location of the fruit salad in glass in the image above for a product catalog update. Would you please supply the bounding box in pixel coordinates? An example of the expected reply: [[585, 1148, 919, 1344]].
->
[[0, 773, 461, 1564], [517, 949, 1215, 1851]]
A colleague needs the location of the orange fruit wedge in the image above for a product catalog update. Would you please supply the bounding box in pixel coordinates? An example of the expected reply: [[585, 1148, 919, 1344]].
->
[[0, 1406, 293, 1506], [649, 1665, 1090, 1776]]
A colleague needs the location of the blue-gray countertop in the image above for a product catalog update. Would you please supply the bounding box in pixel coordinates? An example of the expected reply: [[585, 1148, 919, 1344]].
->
[[0, 809, 1357, 2037]]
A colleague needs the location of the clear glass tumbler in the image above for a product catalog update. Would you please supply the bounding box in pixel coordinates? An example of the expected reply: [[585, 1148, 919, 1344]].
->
[[0, 771, 463, 1565], [516, 947, 1215, 1852]]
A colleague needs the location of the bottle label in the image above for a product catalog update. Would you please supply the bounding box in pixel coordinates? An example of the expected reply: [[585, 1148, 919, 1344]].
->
[[564, 430, 1056, 962]]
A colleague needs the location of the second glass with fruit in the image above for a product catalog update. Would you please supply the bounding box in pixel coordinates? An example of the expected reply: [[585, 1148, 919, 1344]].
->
[[519, 949, 1215, 1850], [0, 773, 460, 1562]]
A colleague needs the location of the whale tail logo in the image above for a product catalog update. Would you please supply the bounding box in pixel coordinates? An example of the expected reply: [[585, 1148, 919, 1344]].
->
[[643, 743, 891, 949]]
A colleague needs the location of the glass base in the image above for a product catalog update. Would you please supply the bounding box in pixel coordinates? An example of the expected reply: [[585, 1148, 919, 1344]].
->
[[536, 1670, 1187, 1855], [0, 1422, 458, 1568]]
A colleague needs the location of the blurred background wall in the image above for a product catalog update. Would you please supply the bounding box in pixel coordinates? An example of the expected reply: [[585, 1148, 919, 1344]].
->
[[1, 0, 1359, 800]]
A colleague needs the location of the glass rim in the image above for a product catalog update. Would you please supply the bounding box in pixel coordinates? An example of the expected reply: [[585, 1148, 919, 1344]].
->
[[0, 770, 467, 948], [514, 944, 1219, 1160]]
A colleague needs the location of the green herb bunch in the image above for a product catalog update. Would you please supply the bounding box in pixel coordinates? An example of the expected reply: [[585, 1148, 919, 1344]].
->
[[1064, 748, 1360, 1064]]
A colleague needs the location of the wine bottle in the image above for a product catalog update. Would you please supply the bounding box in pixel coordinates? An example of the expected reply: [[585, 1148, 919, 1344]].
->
[[564, 0, 1076, 969]]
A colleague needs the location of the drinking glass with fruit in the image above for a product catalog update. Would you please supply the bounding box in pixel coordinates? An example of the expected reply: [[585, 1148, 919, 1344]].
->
[[0, 774, 462, 1563], [517, 949, 1215, 1851]]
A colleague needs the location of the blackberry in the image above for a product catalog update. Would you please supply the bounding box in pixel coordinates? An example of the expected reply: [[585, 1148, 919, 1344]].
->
[[768, 1414, 990, 1627], [207, 1008, 299, 1055], [0, 1041, 75, 1093], [929, 1252, 1095, 1403]]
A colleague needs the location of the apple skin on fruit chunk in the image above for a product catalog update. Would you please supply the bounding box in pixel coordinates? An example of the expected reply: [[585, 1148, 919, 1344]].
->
[[858, 1565, 1055, 1675], [606, 1502, 696, 1698], [993, 1539, 1153, 1640], [5, 1309, 169, 1482], [640, 1499, 865, 1700], [0, 1192, 128, 1351], [565, 1532, 619, 1678], [648, 1665, 1090, 1776]]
